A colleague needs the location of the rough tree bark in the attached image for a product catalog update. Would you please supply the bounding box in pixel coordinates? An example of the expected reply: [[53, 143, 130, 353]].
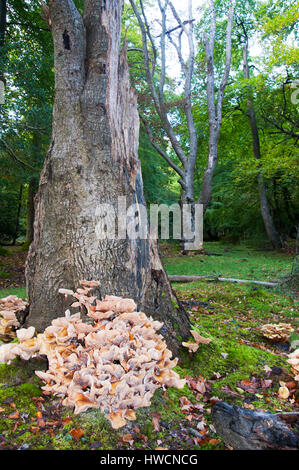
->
[[25, 0, 190, 356], [212, 402, 299, 450]]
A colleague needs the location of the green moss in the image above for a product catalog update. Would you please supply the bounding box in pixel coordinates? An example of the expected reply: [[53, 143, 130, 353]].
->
[[0, 358, 46, 385], [0, 242, 297, 449], [73, 409, 119, 449]]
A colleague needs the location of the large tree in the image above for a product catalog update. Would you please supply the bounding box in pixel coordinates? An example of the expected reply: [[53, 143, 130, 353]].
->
[[25, 0, 190, 355]]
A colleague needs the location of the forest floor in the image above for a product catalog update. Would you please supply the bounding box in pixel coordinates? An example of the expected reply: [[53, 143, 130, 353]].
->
[[0, 242, 298, 450]]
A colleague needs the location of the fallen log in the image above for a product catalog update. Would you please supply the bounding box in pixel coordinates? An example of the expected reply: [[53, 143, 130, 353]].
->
[[212, 401, 299, 450], [168, 275, 278, 287]]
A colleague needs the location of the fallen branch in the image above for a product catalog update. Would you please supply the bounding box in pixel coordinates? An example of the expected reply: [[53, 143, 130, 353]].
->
[[168, 275, 278, 287], [212, 401, 299, 450]]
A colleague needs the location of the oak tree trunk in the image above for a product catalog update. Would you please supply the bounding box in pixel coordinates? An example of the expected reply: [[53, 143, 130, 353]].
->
[[25, 0, 190, 356]]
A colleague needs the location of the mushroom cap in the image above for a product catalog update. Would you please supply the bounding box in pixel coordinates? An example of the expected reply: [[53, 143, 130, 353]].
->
[[0, 287, 184, 430]]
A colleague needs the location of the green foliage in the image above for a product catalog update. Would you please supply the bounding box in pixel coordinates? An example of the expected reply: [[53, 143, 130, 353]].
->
[[0, 0, 298, 246]]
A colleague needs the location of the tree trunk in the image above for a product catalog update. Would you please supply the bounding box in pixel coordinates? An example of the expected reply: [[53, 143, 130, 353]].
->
[[26, 177, 38, 245], [12, 184, 23, 245], [257, 172, 282, 249], [197, 2, 234, 215], [179, 184, 195, 254], [25, 0, 190, 356], [242, 39, 282, 250], [198, 135, 218, 213], [0, 0, 6, 71]]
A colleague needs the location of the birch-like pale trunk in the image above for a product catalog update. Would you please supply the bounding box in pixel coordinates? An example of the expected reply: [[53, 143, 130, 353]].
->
[[25, 0, 190, 355], [198, 0, 234, 213], [130, 0, 197, 252]]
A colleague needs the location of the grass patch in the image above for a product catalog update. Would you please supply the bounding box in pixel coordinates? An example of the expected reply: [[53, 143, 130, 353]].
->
[[0, 242, 298, 449], [0, 286, 27, 298], [164, 241, 293, 282]]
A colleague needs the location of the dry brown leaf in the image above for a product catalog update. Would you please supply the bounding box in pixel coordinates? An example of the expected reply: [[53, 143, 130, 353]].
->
[[152, 412, 161, 432], [70, 428, 84, 440]]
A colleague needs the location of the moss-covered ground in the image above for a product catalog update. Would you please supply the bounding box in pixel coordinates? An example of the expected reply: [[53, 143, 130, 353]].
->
[[0, 242, 298, 450]]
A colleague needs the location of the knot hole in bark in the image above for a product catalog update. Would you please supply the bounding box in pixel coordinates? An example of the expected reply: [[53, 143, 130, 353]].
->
[[63, 30, 71, 50], [151, 269, 163, 284]]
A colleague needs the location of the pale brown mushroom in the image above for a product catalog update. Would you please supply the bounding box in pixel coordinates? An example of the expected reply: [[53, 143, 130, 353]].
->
[[0, 286, 186, 429]]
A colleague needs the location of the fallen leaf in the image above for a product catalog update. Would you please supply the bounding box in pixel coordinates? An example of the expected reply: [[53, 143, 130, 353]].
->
[[196, 421, 206, 431], [70, 428, 84, 440], [30, 426, 40, 435], [62, 417, 72, 426], [208, 438, 220, 446], [122, 434, 134, 443], [8, 411, 19, 419], [152, 413, 161, 432]]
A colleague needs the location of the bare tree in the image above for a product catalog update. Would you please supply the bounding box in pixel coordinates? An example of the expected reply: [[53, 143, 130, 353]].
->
[[130, 0, 197, 221], [130, 0, 234, 249], [198, 0, 234, 212], [25, 0, 190, 355]]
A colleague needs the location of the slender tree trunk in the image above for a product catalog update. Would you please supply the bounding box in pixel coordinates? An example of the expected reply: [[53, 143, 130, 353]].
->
[[179, 176, 195, 253], [25, 0, 190, 356], [242, 40, 282, 250], [0, 0, 6, 103], [26, 177, 38, 245], [197, 1, 234, 215], [12, 184, 23, 246], [198, 132, 219, 212]]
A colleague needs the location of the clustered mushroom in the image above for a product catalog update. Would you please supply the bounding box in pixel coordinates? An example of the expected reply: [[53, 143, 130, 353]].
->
[[0, 282, 185, 429], [259, 323, 294, 342], [287, 349, 299, 382], [0, 295, 28, 341]]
